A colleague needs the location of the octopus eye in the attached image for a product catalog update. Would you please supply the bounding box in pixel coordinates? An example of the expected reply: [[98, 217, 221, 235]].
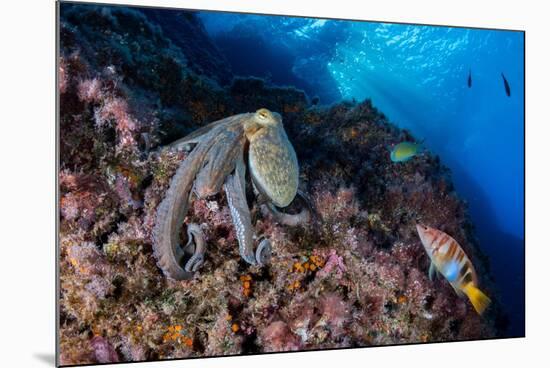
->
[[257, 109, 269, 120]]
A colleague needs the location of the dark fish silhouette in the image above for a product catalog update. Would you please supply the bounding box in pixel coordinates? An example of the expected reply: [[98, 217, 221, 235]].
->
[[467, 69, 472, 88], [501, 73, 511, 97], [311, 96, 320, 106]]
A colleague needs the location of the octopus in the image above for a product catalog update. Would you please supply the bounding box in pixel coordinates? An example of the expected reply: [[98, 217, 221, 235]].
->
[[153, 108, 310, 280]]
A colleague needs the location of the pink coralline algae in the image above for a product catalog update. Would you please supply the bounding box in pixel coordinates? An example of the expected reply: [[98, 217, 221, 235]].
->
[[260, 321, 302, 352], [318, 293, 351, 337], [316, 249, 346, 279], [77, 78, 102, 103], [94, 97, 139, 149], [313, 185, 365, 225], [114, 173, 142, 211], [59, 57, 69, 94], [90, 335, 119, 364], [190, 199, 236, 245]]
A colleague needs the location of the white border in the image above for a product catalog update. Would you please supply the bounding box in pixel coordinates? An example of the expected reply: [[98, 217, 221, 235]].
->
[[2, 0, 548, 367]]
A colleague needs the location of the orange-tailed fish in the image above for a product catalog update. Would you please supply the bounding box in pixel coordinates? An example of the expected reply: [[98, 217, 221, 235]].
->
[[416, 224, 491, 315], [390, 141, 422, 163]]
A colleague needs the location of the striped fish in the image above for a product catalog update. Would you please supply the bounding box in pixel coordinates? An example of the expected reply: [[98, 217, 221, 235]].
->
[[416, 224, 491, 315]]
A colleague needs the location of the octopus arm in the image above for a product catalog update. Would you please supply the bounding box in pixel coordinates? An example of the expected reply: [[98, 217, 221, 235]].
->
[[262, 190, 311, 226], [153, 139, 212, 280], [224, 153, 258, 265], [169, 113, 251, 151], [194, 127, 246, 198]]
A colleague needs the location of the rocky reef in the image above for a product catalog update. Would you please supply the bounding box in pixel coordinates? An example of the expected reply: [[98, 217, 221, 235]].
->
[[58, 4, 506, 365]]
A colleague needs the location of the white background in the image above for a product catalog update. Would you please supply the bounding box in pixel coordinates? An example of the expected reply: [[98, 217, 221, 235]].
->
[[0, 0, 548, 367]]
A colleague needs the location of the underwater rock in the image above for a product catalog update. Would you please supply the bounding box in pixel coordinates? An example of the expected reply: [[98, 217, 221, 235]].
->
[[141, 8, 233, 85]]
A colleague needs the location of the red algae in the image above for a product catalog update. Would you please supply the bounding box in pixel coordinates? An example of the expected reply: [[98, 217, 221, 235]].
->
[[90, 335, 119, 363], [260, 321, 302, 352]]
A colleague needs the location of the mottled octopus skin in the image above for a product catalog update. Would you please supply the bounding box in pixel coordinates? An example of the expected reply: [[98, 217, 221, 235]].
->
[[247, 113, 299, 208], [153, 109, 303, 280]]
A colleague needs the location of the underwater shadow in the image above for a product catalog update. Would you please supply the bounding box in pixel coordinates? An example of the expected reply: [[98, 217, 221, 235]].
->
[[444, 157, 525, 337]]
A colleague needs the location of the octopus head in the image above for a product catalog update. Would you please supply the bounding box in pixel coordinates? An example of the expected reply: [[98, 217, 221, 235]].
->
[[246, 108, 299, 208]]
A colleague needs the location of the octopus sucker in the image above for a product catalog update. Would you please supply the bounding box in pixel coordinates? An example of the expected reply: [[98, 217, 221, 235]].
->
[[224, 151, 269, 265], [153, 108, 309, 280]]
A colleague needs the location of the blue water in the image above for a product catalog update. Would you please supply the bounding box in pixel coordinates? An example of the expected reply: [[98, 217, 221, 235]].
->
[[199, 12, 525, 336]]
